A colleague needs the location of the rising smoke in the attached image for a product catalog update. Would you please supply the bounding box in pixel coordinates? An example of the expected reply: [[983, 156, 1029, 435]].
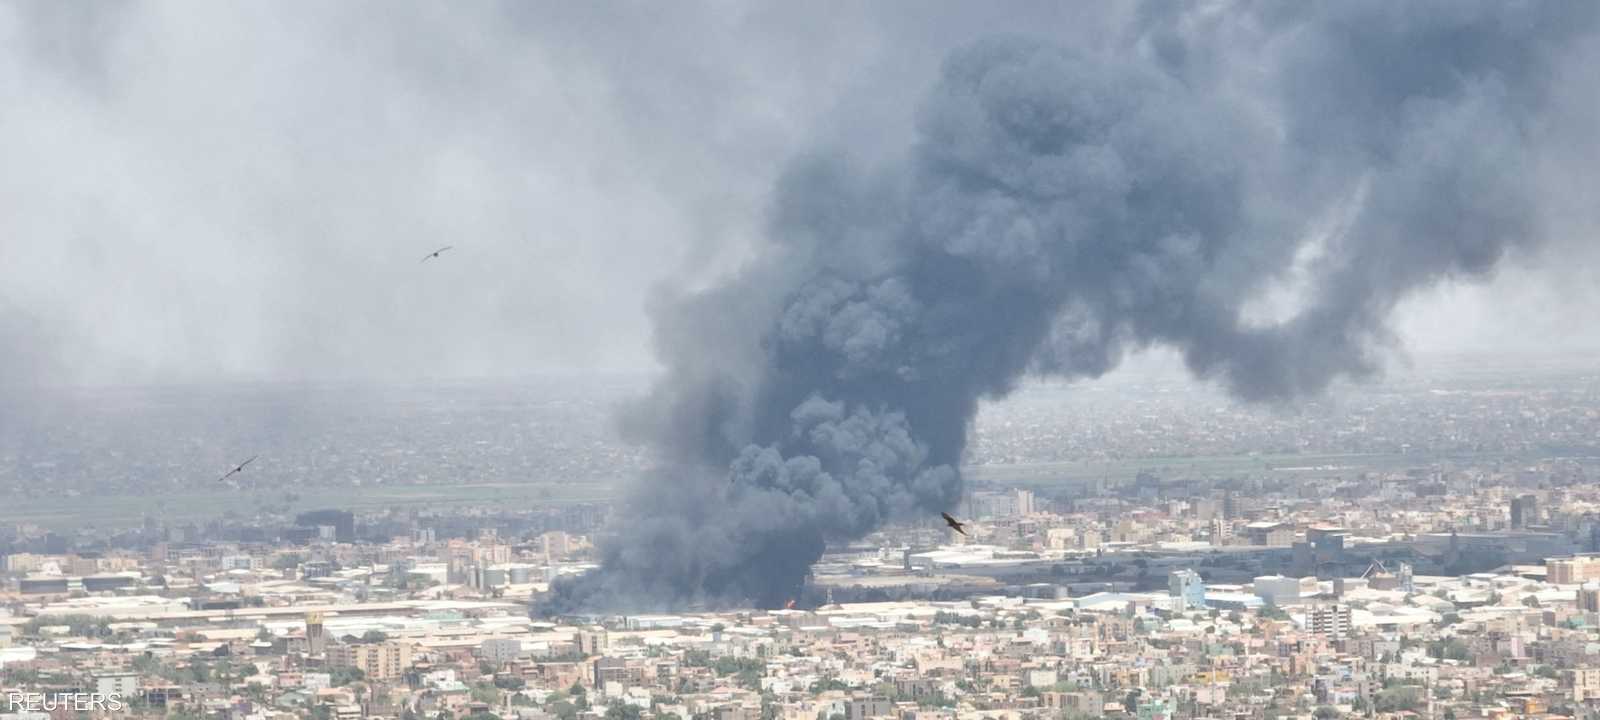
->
[[546, 1, 1599, 611]]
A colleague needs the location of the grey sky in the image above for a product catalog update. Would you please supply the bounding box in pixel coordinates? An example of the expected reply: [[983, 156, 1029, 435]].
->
[[1, 1, 1596, 390]]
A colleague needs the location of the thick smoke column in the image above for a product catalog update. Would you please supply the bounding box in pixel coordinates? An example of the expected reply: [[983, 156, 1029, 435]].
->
[[548, 1, 1597, 611]]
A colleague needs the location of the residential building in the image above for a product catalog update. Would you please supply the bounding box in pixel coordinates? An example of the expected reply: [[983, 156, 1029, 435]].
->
[[1309, 604, 1352, 641], [326, 641, 414, 681], [1548, 554, 1600, 585]]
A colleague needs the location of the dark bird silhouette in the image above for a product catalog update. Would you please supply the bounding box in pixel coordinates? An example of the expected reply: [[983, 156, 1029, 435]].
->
[[420, 245, 454, 262], [941, 511, 968, 537], [217, 455, 258, 483]]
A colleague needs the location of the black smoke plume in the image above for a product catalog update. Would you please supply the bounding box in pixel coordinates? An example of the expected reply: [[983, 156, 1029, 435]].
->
[[545, 1, 1597, 611]]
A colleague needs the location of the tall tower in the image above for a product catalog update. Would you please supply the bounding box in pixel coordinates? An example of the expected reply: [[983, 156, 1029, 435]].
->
[[1511, 495, 1537, 529], [305, 611, 326, 657]]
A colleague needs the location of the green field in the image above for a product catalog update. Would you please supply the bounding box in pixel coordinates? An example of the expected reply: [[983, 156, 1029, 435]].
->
[[964, 451, 1546, 488], [0, 450, 1574, 531], [0, 481, 614, 531]]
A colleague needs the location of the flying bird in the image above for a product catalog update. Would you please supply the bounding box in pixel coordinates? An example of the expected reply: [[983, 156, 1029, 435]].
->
[[217, 455, 258, 483], [941, 512, 968, 537], [420, 245, 454, 262]]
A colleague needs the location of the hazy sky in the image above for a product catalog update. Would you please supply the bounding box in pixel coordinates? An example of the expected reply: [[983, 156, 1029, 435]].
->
[[2, 1, 1596, 389]]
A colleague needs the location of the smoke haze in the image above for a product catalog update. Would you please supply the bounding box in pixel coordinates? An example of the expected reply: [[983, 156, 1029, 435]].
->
[[552, 1, 1600, 610]]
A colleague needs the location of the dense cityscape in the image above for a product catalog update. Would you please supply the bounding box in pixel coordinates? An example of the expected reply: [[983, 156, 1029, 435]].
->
[[2, 361, 1600, 719], [5, 2, 1600, 719]]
